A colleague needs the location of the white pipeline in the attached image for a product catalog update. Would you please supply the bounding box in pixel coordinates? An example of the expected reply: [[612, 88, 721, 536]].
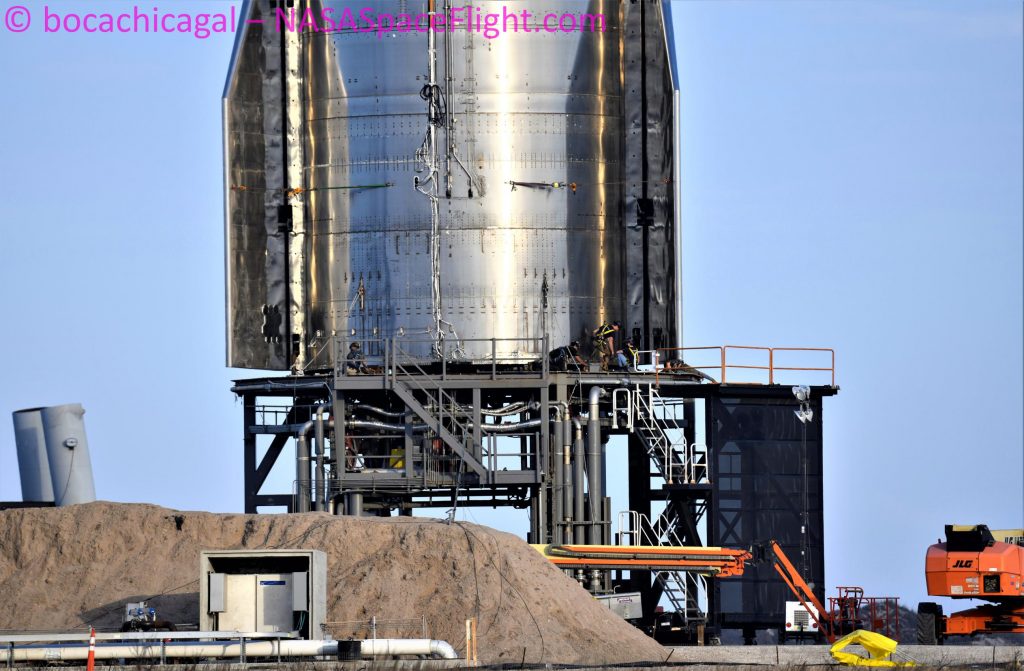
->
[[0, 638, 458, 663]]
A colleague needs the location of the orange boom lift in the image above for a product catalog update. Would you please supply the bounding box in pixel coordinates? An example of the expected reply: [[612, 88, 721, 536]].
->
[[918, 525, 1024, 643]]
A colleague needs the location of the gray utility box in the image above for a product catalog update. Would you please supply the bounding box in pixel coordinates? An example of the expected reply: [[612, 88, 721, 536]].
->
[[595, 592, 643, 620], [200, 549, 327, 639]]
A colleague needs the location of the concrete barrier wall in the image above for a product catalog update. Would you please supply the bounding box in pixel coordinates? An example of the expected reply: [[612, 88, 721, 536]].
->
[[665, 644, 1024, 666]]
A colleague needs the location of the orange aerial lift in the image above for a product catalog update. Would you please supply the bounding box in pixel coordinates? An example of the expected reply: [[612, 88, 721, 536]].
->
[[918, 525, 1024, 643], [756, 540, 835, 642], [755, 541, 900, 643]]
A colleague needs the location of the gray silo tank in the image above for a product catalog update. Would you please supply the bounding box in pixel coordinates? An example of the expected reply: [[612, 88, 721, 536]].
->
[[224, 0, 678, 369], [40, 404, 96, 506], [12, 408, 54, 503]]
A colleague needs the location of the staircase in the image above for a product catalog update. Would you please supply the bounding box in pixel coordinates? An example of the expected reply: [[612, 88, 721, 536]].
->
[[623, 386, 713, 623], [387, 343, 486, 479], [619, 511, 707, 623], [631, 384, 707, 485]]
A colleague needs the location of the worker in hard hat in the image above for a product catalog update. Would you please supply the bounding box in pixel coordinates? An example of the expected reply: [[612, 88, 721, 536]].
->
[[345, 342, 368, 375], [549, 340, 585, 372], [591, 321, 621, 371]]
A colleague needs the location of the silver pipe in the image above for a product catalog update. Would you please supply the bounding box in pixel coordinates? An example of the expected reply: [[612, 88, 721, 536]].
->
[[314, 403, 331, 512], [346, 492, 364, 517], [552, 417, 564, 544], [0, 638, 458, 662], [298, 415, 335, 513], [351, 404, 407, 421], [346, 419, 427, 433], [673, 89, 684, 349], [549, 401, 569, 544], [478, 418, 542, 434], [572, 418, 585, 544], [565, 418, 578, 544], [296, 420, 315, 513], [347, 418, 541, 434], [480, 402, 528, 417], [587, 387, 607, 545]]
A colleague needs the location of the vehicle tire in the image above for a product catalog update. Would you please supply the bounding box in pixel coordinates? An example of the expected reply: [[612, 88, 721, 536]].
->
[[917, 602, 942, 645]]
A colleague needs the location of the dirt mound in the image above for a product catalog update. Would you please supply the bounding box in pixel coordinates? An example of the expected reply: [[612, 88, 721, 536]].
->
[[0, 502, 667, 664]]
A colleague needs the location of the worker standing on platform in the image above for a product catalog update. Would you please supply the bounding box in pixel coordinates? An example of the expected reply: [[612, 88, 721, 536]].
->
[[591, 321, 621, 371]]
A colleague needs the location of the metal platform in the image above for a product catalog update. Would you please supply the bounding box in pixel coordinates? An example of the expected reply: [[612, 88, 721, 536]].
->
[[232, 337, 837, 639]]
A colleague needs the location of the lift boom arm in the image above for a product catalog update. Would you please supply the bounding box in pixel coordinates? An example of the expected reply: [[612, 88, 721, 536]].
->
[[534, 544, 750, 576], [760, 540, 834, 642]]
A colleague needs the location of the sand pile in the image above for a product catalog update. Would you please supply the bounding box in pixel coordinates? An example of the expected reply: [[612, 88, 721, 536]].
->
[[0, 502, 667, 664]]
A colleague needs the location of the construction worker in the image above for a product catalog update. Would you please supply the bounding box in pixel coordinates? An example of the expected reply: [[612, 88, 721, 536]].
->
[[549, 340, 585, 372], [345, 342, 368, 375], [625, 338, 640, 370], [591, 321, 621, 371]]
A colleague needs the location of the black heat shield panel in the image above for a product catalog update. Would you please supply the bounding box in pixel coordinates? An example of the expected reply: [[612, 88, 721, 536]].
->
[[709, 396, 825, 630]]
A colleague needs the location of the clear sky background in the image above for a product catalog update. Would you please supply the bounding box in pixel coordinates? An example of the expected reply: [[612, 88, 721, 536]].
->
[[1, 0, 1021, 613]]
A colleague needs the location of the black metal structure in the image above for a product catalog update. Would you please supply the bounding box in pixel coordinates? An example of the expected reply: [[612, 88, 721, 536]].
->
[[706, 388, 829, 643], [233, 339, 836, 640]]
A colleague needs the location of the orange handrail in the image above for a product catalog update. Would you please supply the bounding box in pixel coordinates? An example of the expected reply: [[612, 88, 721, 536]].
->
[[653, 345, 836, 387], [770, 347, 836, 386], [724, 345, 772, 384], [653, 346, 724, 385]]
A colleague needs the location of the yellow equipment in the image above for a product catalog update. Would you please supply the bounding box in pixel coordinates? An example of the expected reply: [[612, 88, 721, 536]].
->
[[829, 629, 915, 667]]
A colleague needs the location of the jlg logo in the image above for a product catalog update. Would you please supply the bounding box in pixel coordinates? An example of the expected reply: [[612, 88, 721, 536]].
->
[[953, 560, 974, 568]]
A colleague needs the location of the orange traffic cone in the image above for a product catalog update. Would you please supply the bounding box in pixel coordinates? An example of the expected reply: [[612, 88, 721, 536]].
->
[[86, 627, 96, 671]]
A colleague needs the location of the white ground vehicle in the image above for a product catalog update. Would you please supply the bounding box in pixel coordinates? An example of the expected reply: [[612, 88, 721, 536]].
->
[[781, 601, 823, 643]]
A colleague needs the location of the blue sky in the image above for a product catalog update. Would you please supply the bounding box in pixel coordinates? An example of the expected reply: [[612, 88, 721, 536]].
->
[[1, 0, 1021, 612]]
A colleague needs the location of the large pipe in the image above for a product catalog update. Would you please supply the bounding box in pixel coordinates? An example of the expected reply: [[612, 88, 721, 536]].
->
[[314, 404, 331, 512], [481, 401, 540, 417], [12, 408, 53, 503], [0, 638, 458, 663], [350, 404, 408, 421], [40, 404, 95, 506], [345, 491, 364, 516], [477, 418, 542, 434], [564, 418, 578, 544], [673, 89, 684, 350], [296, 420, 315, 513], [343, 419, 538, 434], [346, 419, 425, 433], [587, 387, 607, 545], [572, 418, 585, 544], [551, 404, 566, 544]]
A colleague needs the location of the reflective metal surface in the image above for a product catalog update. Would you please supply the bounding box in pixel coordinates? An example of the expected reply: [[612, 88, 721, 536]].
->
[[224, 0, 677, 369]]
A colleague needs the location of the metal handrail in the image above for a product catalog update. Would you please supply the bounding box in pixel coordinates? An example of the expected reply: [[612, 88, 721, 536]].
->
[[336, 335, 549, 379], [770, 347, 836, 386], [632, 387, 675, 484], [653, 345, 836, 386]]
